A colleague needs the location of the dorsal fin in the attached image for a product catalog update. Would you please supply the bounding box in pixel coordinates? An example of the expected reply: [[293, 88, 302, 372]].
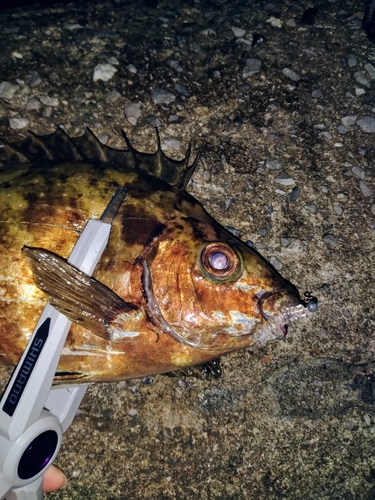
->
[[0, 127, 200, 190]]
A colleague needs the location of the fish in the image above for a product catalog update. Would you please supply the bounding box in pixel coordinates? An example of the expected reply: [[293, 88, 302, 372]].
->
[[0, 127, 311, 384]]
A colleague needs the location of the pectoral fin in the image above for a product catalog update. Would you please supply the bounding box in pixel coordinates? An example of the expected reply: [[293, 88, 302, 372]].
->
[[23, 246, 143, 342]]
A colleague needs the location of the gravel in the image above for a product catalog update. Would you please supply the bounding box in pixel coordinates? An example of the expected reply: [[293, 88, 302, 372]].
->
[[150, 87, 176, 105]]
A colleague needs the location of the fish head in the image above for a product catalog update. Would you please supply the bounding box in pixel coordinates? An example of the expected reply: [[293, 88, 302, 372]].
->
[[141, 194, 306, 354]]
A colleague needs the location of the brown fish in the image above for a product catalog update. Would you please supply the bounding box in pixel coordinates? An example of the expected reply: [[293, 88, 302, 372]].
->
[[0, 128, 309, 383]]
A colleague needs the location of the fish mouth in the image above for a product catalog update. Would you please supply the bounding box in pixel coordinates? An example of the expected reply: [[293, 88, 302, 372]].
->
[[255, 290, 307, 336]]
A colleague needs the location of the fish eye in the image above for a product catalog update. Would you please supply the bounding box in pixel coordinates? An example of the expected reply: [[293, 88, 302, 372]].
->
[[200, 243, 242, 281]]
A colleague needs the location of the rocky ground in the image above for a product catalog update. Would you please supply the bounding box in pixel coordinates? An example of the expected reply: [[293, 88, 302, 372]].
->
[[0, 0, 375, 498]]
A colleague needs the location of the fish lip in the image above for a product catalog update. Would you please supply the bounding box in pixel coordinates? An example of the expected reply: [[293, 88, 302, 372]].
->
[[255, 290, 288, 336]]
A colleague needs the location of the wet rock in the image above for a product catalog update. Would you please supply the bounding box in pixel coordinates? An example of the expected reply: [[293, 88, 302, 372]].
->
[[0, 81, 19, 99], [150, 87, 176, 105]]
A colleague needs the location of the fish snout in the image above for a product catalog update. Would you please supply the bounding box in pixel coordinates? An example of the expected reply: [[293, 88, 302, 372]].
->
[[255, 288, 306, 332]]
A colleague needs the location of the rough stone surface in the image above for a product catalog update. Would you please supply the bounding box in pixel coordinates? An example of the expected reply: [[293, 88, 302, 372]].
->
[[0, 1, 375, 499]]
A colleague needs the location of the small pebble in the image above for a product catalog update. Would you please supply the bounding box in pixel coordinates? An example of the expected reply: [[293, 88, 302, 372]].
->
[[231, 26, 246, 37], [359, 181, 373, 197], [124, 102, 142, 125], [275, 172, 295, 186], [42, 106, 52, 118], [364, 63, 375, 80], [337, 125, 349, 134], [351, 165, 365, 179], [347, 53, 357, 67], [202, 170, 211, 181], [354, 72, 371, 88], [370, 204, 375, 215], [26, 97, 41, 111], [267, 16, 282, 28], [305, 204, 317, 213], [322, 234, 337, 246], [167, 59, 184, 73], [174, 82, 190, 97], [356, 116, 375, 133], [266, 160, 282, 170], [333, 205, 343, 216], [93, 63, 117, 82], [40, 95, 59, 107], [28, 71, 41, 88], [282, 68, 300, 82], [311, 89, 322, 98], [269, 256, 282, 271], [0, 81, 19, 99], [150, 87, 176, 105], [107, 90, 121, 102], [341, 115, 357, 127], [168, 114, 181, 123], [280, 237, 295, 247], [163, 137, 181, 150], [126, 64, 137, 74], [242, 58, 261, 78], [146, 115, 161, 127], [318, 131, 332, 140], [128, 408, 138, 416], [286, 186, 300, 203], [225, 226, 241, 237], [9, 117, 29, 129], [224, 198, 234, 211]]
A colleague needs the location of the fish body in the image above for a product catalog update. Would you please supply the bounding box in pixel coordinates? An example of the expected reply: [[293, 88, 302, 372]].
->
[[0, 129, 306, 383]]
